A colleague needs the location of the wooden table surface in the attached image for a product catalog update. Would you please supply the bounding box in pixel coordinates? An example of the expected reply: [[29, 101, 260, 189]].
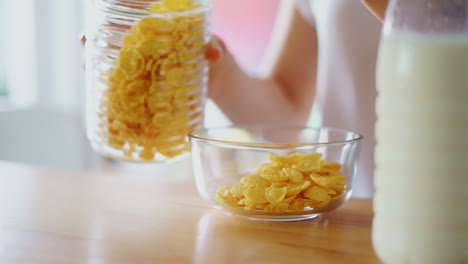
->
[[0, 161, 381, 264]]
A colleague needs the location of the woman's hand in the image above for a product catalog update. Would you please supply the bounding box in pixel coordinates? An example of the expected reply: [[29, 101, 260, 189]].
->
[[204, 36, 235, 103]]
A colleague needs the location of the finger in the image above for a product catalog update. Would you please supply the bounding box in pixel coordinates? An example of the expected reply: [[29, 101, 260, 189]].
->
[[205, 35, 227, 64], [361, 0, 389, 21], [81, 34, 87, 47]]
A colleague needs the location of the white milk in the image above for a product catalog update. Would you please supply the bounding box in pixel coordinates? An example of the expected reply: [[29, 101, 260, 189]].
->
[[373, 34, 468, 264]]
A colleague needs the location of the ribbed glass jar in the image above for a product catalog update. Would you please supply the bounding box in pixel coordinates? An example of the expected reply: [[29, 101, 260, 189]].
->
[[85, 0, 211, 162]]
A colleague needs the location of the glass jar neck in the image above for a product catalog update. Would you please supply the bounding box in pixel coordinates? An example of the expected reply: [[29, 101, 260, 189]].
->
[[384, 0, 468, 35], [97, 0, 211, 16]]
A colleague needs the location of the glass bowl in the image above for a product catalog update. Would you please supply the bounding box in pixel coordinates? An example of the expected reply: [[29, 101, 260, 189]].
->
[[189, 126, 363, 221]]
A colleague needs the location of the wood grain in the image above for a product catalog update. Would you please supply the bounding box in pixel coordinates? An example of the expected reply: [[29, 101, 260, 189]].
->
[[0, 161, 380, 264]]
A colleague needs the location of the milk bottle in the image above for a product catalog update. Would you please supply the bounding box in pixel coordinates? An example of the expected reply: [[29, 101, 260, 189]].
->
[[373, 1, 468, 263]]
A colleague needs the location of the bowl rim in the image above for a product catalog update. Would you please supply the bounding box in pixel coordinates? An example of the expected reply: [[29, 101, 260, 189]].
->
[[188, 125, 363, 148]]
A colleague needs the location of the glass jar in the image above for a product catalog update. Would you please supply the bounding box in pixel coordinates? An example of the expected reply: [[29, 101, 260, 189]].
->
[[374, 1, 468, 263], [85, 0, 211, 162]]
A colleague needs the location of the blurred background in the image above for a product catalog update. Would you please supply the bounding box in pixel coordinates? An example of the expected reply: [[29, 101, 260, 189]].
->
[[0, 0, 293, 170]]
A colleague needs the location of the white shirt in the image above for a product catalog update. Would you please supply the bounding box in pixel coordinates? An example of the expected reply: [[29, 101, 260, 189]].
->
[[298, 0, 382, 198]]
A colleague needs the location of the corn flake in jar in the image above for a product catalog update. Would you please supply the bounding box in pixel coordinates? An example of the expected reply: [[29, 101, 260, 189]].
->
[[96, 0, 208, 161]]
